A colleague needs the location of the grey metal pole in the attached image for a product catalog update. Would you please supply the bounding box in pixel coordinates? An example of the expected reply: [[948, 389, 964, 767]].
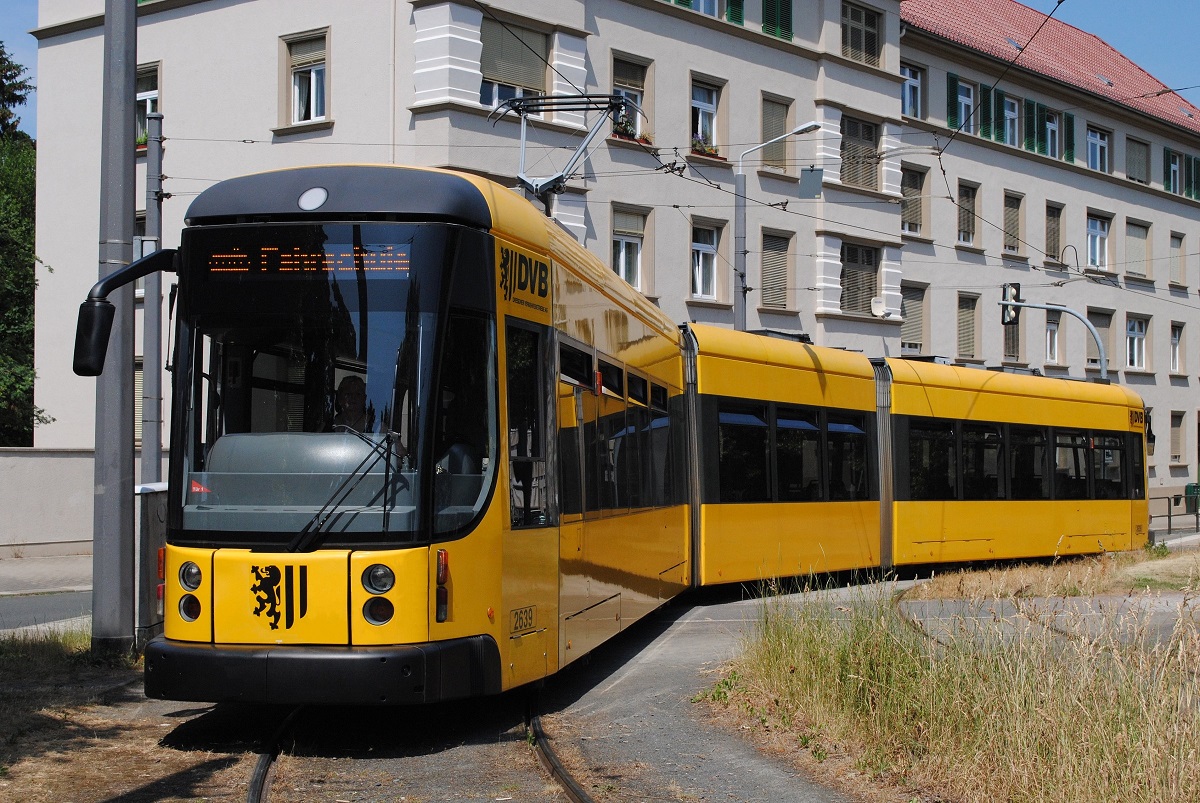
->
[[142, 112, 163, 483], [92, 0, 138, 658], [733, 170, 747, 332]]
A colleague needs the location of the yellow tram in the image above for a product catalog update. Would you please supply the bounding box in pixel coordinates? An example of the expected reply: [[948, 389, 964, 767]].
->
[[72, 164, 1148, 705]]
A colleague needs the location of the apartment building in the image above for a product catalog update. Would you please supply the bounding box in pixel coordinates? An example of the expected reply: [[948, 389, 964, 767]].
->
[[899, 0, 1200, 501], [12, 0, 1196, 553]]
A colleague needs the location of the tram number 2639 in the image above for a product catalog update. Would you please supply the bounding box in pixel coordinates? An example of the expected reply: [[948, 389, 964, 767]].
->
[[510, 606, 536, 635]]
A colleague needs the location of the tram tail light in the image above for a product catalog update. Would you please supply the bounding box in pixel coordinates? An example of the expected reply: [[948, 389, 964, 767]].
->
[[436, 549, 449, 622], [157, 547, 164, 580], [156, 584, 164, 617]]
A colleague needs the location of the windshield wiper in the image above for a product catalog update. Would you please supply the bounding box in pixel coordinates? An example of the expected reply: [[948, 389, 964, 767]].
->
[[286, 429, 407, 553]]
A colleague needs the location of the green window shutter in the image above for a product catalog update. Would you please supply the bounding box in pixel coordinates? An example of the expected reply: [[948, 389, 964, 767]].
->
[[993, 89, 1006, 142], [978, 86, 992, 139], [1063, 113, 1075, 162], [779, 0, 792, 39], [727, 0, 744, 24], [1023, 99, 1036, 151], [1165, 147, 1172, 188], [946, 73, 959, 130], [676, 0, 691, 7], [1035, 104, 1048, 155], [1187, 155, 1195, 199]]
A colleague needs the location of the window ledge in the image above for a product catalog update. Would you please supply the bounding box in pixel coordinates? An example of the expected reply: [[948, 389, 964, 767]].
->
[[1124, 369, 1155, 377], [955, 358, 986, 366], [757, 306, 801, 317], [1124, 274, 1155, 287], [272, 119, 335, 137], [955, 243, 986, 255], [756, 167, 799, 183], [686, 298, 733, 310], [1044, 260, 1069, 272], [901, 232, 934, 245], [1083, 267, 1117, 279], [1168, 281, 1190, 291], [686, 151, 732, 168], [1169, 372, 1189, 380], [824, 179, 894, 201], [1001, 251, 1029, 263], [607, 134, 658, 153], [814, 310, 903, 326]]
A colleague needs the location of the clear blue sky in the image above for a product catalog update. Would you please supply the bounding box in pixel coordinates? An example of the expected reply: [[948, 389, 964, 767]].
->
[[1, 0, 1199, 140]]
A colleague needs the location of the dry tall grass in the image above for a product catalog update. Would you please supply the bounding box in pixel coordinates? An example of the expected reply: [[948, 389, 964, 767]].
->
[[730, 580, 1200, 803]]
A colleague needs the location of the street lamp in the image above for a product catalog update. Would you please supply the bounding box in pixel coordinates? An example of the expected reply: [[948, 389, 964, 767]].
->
[[734, 120, 821, 331]]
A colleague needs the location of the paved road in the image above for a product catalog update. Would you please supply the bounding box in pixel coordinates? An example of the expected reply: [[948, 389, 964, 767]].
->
[[540, 585, 858, 802], [0, 589, 91, 632]]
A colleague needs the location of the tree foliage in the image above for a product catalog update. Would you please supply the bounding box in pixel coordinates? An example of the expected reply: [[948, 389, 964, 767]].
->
[[0, 45, 46, 445], [0, 42, 34, 140]]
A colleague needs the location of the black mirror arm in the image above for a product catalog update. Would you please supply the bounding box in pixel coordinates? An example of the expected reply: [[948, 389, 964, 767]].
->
[[86, 248, 178, 301]]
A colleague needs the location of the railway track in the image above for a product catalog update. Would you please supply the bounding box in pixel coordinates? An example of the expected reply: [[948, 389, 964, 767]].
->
[[231, 694, 582, 802]]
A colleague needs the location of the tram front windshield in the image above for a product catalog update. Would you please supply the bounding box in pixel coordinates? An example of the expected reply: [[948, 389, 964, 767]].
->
[[174, 222, 497, 547]]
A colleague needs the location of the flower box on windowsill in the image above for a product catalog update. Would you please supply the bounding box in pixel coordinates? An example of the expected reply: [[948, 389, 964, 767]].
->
[[610, 131, 654, 146], [690, 147, 724, 159]]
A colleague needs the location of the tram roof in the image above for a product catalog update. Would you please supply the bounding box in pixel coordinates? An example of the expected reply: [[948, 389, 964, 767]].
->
[[886, 357, 1145, 410], [689, 324, 876, 379], [184, 164, 548, 238]]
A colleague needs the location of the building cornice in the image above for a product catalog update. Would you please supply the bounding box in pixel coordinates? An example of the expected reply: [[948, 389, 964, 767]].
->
[[31, 0, 213, 40]]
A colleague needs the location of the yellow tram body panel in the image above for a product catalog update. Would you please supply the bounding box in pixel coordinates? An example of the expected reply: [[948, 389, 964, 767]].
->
[[690, 324, 877, 409], [893, 501, 1136, 564], [698, 501, 879, 585]]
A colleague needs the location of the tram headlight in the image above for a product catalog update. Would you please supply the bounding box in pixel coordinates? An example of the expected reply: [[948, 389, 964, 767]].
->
[[179, 594, 202, 622], [362, 564, 395, 595], [363, 596, 394, 625], [179, 561, 202, 591]]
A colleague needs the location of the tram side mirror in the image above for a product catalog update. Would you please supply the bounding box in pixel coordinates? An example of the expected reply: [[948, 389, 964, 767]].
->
[[73, 299, 116, 376]]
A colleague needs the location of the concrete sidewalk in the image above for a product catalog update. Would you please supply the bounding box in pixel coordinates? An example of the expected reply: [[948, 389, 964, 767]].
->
[[0, 554, 93, 596]]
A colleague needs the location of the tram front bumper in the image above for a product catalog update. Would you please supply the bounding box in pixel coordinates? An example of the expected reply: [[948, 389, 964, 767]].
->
[[143, 634, 501, 705]]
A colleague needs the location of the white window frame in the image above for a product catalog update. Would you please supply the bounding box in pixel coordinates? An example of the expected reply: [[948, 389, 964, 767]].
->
[[136, 65, 159, 146], [612, 233, 642, 290], [695, 0, 719, 17], [1003, 97, 1020, 146], [1045, 311, 1060, 365], [1003, 193, 1022, 254], [1087, 214, 1110, 269], [900, 167, 924, 235], [1171, 323, 1184, 373], [900, 64, 922, 118], [1126, 316, 1147, 370], [1168, 152, 1183, 194], [957, 82, 975, 135], [691, 82, 719, 154], [957, 182, 978, 245], [1044, 111, 1060, 159], [287, 34, 328, 126], [691, 225, 718, 300], [479, 20, 547, 113], [1170, 234, 1186, 285], [1126, 220, 1151, 278], [1086, 127, 1109, 172]]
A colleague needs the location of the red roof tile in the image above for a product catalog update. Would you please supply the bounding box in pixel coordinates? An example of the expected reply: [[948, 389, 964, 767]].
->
[[901, 0, 1200, 137]]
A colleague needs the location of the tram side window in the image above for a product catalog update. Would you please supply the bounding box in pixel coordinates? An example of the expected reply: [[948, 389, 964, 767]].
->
[[718, 402, 771, 503], [558, 343, 592, 518], [827, 412, 869, 501], [1129, 433, 1146, 499], [597, 359, 628, 514], [507, 323, 549, 528], [909, 420, 957, 501], [649, 384, 674, 507], [777, 407, 821, 501], [1009, 426, 1050, 500], [620, 374, 650, 509], [1054, 429, 1089, 500], [1091, 434, 1125, 500], [962, 424, 1001, 500]]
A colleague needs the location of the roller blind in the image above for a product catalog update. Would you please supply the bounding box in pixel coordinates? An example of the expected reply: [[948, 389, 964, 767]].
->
[[289, 36, 325, 69], [760, 234, 789, 309], [900, 286, 924, 351], [481, 18, 547, 91], [957, 296, 977, 358]]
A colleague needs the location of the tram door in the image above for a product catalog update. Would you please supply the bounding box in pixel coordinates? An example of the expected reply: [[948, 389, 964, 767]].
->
[[502, 320, 557, 686]]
